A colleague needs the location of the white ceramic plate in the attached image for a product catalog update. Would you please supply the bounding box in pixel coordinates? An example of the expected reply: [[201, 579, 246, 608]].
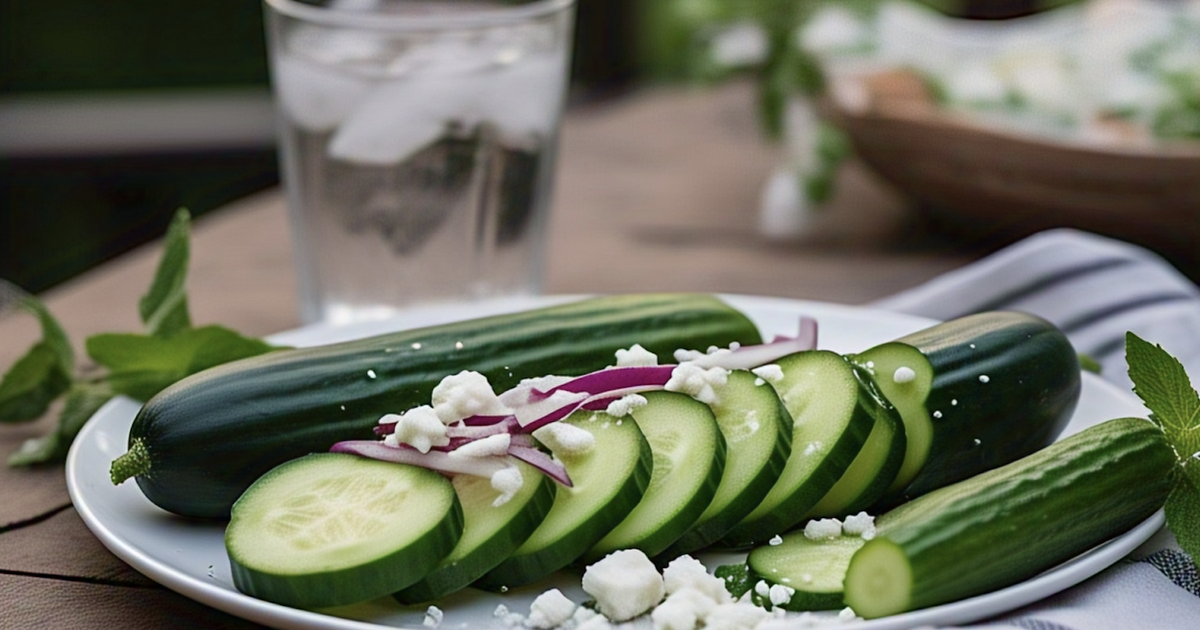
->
[[66, 295, 1161, 630]]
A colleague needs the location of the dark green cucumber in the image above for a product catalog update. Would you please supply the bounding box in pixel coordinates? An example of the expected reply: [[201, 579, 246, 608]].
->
[[110, 294, 759, 519], [844, 417, 1175, 619], [665, 370, 793, 555], [851, 311, 1080, 506], [225, 453, 462, 609], [587, 392, 726, 560], [474, 410, 653, 590], [721, 351, 897, 547], [393, 461, 556, 604]]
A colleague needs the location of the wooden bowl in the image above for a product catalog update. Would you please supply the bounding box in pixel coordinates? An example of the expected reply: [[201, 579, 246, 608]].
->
[[820, 69, 1200, 253]]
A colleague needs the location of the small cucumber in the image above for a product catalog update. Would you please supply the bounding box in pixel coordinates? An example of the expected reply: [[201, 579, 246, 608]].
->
[[747, 530, 866, 612], [474, 411, 652, 590], [843, 417, 1175, 619], [587, 392, 726, 560], [114, 293, 760, 519], [721, 351, 898, 547], [852, 311, 1080, 505], [392, 461, 556, 604], [665, 370, 793, 556], [225, 453, 462, 609]]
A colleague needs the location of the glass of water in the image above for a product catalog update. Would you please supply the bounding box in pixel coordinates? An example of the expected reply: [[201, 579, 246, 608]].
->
[[263, 0, 576, 324]]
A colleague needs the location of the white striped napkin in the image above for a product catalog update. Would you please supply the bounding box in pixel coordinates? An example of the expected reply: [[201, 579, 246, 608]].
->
[[870, 228, 1200, 629]]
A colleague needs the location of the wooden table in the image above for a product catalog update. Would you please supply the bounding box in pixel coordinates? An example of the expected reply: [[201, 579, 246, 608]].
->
[[0, 82, 977, 629]]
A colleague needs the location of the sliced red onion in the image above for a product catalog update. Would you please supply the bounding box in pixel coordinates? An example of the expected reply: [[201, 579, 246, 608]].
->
[[507, 443, 572, 487], [686, 317, 818, 370]]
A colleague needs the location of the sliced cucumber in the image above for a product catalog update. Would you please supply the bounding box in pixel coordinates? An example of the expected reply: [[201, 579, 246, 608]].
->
[[721, 351, 878, 547], [474, 411, 652, 590], [852, 311, 1080, 506], [666, 370, 793, 555], [226, 453, 462, 609], [844, 417, 1175, 619], [393, 461, 556, 604], [748, 531, 866, 611], [587, 392, 726, 559], [806, 371, 904, 517]]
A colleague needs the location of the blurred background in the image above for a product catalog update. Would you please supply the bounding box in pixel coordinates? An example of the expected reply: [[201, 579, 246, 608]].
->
[[2, 0, 1197, 294]]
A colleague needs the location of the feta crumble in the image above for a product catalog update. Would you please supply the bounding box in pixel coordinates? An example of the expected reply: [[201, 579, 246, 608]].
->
[[383, 407, 449, 453], [532, 422, 595, 455], [751, 364, 785, 384], [768, 534, 784, 546], [891, 366, 916, 384], [841, 512, 877, 540], [803, 518, 843, 541], [489, 465, 524, 507], [665, 362, 730, 405], [581, 549, 666, 622], [423, 605, 444, 628], [431, 371, 513, 423], [663, 555, 731, 604], [448, 433, 511, 459], [527, 589, 577, 629], [605, 394, 649, 418], [615, 344, 659, 367]]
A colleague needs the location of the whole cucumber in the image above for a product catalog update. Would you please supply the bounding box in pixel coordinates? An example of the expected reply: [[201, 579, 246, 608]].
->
[[110, 294, 761, 519]]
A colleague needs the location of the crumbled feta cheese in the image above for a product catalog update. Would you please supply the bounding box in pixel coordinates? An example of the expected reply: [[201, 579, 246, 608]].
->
[[841, 512, 877, 539], [489, 465, 524, 507], [751, 364, 785, 384], [652, 587, 722, 630], [605, 394, 649, 418], [673, 348, 706, 363], [582, 549, 665, 622], [768, 535, 784, 546], [838, 607, 859, 622], [665, 362, 730, 404], [754, 580, 770, 598], [532, 421, 595, 456], [423, 605, 444, 628], [979, 374, 991, 383], [574, 613, 613, 630], [527, 588, 577, 629], [431, 371, 512, 424], [383, 407, 449, 453], [662, 555, 731, 604], [803, 518, 843, 541], [449, 433, 511, 459], [703, 602, 770, 630], [768, 584, 794, 607], [615, 344, 659, 367], [891, 366, 916, 384]]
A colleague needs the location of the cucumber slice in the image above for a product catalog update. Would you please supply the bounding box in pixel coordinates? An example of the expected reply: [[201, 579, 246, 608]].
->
[[806, 371, 904, 517], [587, 392, 726, 559], [474, 411, 652, 590], [748, 531, 866, 611], [393, 461, 556, 604], [226, 453, 462, 609], [666, 370, 793, 555], [721, 351, 877, 546]]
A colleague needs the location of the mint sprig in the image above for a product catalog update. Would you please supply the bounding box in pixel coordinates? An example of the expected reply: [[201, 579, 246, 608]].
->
[[0, 209, 282, 466], [1126, 332, 1200, 570]]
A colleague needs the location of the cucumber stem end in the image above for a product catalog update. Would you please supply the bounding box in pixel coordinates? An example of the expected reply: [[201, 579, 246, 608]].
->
[[110, 438, 150, 485]]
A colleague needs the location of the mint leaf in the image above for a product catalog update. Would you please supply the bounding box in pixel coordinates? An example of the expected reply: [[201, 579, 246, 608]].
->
[[0, 287, 75, 423], [87, 325, 278, 401], [139, 209, 192, 338], [8, 382, 113, 466], [1126, 332, 1200, 570], [0, 343, 73, 423]]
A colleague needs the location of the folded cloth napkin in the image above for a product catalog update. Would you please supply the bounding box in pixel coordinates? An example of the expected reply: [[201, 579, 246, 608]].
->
[[870, 228, 1200, 630]]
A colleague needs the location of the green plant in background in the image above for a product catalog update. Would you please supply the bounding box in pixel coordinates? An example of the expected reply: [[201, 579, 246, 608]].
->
[[0, 210, 281, 466]]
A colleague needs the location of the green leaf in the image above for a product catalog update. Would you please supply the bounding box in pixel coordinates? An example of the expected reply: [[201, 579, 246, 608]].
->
[[86, 325, 279, 401], [0, 343, 73, 423], [1126, 331, 1200, 570], [139, 209, 193, 338], [8, 382, 113, 466], [714, 563, 754, 600], [0, 286, 75, 423]]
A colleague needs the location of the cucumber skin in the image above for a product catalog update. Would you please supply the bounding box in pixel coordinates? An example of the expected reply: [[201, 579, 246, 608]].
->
[[846, 417, 1175, 618], [124, 294, 760, 519], [857, 311, 1081, 507]]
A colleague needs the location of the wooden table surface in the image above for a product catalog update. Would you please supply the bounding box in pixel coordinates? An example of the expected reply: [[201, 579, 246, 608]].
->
[[0, 82, 978, 629]]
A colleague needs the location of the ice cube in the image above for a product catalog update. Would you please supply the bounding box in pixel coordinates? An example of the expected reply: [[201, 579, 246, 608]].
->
[[484, 54, 567, 141], [274, 52, 374, 132]]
